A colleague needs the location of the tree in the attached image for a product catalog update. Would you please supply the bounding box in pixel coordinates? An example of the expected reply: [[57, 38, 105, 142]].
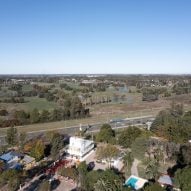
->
[[145, 159, 160, 180], [50, 133, 63, 160], [30, 140, 45, 161], [118, 127, 141, 148], [150, 106, 191, 143], [8, 176, 21, 191], [38, 180, 51, 191], [40, 110, 50, 122], [175, 166, 191, 191], [6, 127, 18, 146], [0, 109, 8, 116], [131, 137, 148, 160], [177, 144, 191, 166], [30, 108, 40, 123], [18, 132, 27, 151], [123, 152, 134, 178], [58, 167, 78, 183], [96, 124, 115, 143], [78, 161, 88, 190], [14, 110, 29, 125], [94, 169, 123, 191], [96, 144, 119, 168], [0, 170, 21, 190], [144, 182, 165, 191]]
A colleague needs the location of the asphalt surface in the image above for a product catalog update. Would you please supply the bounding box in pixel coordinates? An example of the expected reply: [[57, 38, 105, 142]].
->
[[0, 115, 155, 145]]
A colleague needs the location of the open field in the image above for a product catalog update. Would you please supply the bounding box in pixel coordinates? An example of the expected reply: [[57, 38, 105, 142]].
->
[[0, 97, 58, 111], [1, 80, 191, 136], [0, 93, 191, 136], [1, 99, 191, 136]]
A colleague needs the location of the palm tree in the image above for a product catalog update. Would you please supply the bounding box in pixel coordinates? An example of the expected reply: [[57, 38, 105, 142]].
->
[[145, 159, 159, 180], [94, 178, 122, 191]]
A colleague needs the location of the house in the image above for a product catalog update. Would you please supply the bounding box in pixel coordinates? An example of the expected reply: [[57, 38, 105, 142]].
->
[[0, 151, 22, 163], [21, 155, 36, 170], [158, 174, 173, 187], [68, 137, 94, 159], [125, 175, 148, 190], [0, 151, 23, 170]]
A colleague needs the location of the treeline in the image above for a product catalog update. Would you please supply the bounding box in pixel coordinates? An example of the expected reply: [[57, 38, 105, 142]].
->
[[151, 102, 191, 143], [142, 87, 170, 101], [0, 97, 90, 128], [79, 83, 107, 92], [142, 88, 159, 102], [173, 81, 191, 95]]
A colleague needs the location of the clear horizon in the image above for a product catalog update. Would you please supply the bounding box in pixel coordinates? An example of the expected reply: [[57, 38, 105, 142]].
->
[[0, 0, 191, 74]]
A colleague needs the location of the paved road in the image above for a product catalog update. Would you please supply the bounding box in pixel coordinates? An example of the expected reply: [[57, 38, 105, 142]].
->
[[0, 116, 154, 145]]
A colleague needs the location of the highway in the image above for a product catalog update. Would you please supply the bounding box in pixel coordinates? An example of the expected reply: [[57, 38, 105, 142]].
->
[[0, 115, 155, 145]]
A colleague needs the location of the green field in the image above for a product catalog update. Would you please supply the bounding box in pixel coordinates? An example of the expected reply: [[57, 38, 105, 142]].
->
[[1, 81, 191, 136], [0, 97, 57, 111]]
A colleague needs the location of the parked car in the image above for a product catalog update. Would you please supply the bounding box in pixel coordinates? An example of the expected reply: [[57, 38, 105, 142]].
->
[[87, 161, 95, 171]]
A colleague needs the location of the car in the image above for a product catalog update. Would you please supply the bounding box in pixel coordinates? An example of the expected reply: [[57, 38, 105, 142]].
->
[[87, 162, 95, 171], [39, 174, 47, 181]]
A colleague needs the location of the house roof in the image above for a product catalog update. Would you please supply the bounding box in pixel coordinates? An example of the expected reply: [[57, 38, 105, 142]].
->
[[69, 137, 94, 149], [158, 175, 173, 186], [0, 151, 23, 162], [22, 155, 35, 164]]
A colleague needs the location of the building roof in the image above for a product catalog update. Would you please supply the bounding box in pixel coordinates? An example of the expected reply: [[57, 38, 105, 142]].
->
[[69, 137, 93, 149], [22, 155, 35, 164], [8, 161, 22, 170], [125, 175, 148, 190], [0, 151, 23, 162], [158, 175, 173, 186]]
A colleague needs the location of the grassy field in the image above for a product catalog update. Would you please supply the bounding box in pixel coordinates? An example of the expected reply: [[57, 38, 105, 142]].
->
[[1, 82, 191, 136], [23, 97, 57, 111], [0, 97, 57, 111]]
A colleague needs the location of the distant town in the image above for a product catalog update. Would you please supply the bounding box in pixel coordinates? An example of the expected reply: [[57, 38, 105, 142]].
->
[[0, 74, 191, 191]]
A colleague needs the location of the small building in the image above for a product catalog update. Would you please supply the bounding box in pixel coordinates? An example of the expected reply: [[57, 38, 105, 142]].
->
[[158, 174, 173, 187], [0, 151, 23, 170], [21, 155, 36, 170], [125, 175, 148, 190], [0, 151, 22, 163], [68, 137, 94, 159]]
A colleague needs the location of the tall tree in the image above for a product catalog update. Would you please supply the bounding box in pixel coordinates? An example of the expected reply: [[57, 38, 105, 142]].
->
[[6, 127, 18, 146], [30, 108, 40, 123], [30, 140, 45, 161], [145, 159, 160, 180], [40, 110, 50, 122], [118, 127, 141, 148], [123, 152, 134, 178], [96, 124, 115, 143], [144, 183, 165, 191], [94, 169, 123, 191], [175, 166, 191, 191], [18, 132, 27, 151], [50, 133, 63, 160], [78, 161, 88, 190], [177, 144, 191, 166], [96, 144, 119, 168]]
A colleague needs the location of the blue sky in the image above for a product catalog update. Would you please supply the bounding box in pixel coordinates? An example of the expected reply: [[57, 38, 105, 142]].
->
[[0, 0, 191, 74]]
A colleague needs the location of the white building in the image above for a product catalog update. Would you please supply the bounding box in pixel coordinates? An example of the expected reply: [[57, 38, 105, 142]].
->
[[68, 137, 94, 159]]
